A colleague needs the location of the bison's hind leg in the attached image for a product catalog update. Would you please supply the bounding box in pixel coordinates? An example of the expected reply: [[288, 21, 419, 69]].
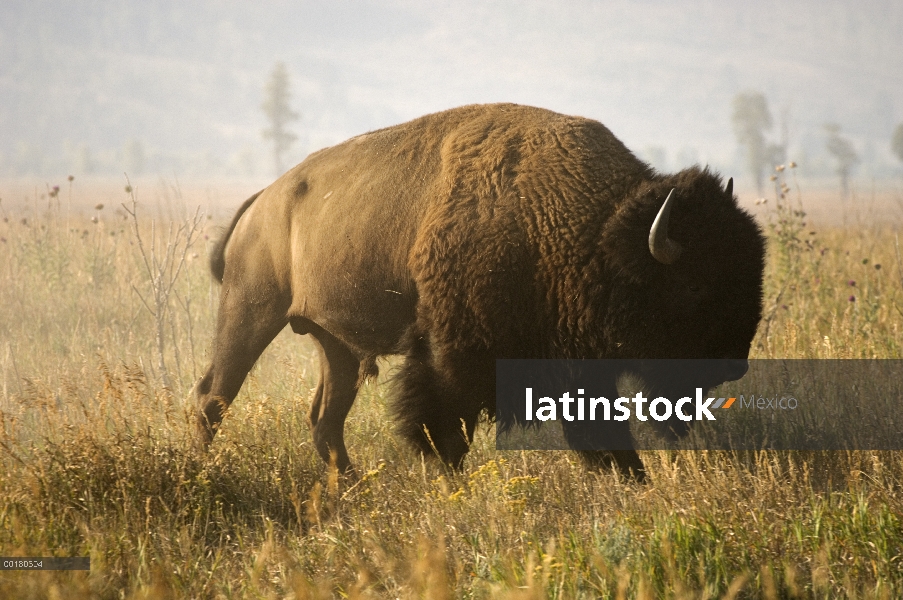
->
[[304, 324, 361, 474], [392, 333, 488, 469], [195, 287, 288, 450]]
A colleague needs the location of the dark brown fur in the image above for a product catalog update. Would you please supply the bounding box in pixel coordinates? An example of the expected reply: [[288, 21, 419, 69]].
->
[[195, 104, 765, 481]]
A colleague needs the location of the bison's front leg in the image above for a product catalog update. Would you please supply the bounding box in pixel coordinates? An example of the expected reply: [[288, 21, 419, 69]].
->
[[392, 334, 488, 469], [575, 449, 646, 483], [562, 419, 647, 483]]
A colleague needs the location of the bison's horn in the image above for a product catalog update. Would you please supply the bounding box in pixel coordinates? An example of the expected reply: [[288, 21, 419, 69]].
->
[[648, 188, 683, 264], [725, 177, 733, 197]]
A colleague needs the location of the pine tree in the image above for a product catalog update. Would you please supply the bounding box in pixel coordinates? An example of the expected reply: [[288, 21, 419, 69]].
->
[[261, 62, 299, 177], [824, 123, 859, 199], [731, 92, 774, 195], [892, 123, 903, 165]]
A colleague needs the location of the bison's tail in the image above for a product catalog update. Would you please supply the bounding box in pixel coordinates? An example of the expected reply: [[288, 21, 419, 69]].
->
[[209, 190, 263, 283]]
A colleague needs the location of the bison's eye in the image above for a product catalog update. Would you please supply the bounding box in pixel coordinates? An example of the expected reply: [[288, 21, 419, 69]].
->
[[688, 284, 702, 293]]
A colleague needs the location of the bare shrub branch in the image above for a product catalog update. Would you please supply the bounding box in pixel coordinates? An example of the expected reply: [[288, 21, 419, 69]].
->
[[122, 176, 203, 394]]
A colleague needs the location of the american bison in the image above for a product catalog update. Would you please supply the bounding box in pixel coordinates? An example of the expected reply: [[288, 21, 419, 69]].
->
[[196, 103, 765, 480]]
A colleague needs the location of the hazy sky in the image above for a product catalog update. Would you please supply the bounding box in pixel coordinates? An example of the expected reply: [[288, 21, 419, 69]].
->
[[2, 0, 902, 181]]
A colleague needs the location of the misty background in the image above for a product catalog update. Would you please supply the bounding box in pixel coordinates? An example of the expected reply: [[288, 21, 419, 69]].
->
[[2, 0, 902, 192]]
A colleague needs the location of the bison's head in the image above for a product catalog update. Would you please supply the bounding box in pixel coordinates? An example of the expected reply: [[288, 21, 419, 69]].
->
[[599, 167, 766, 437]]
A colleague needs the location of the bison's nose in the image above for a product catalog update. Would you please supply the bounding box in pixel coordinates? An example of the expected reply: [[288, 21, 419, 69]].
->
[[721, 359, 749, 381]]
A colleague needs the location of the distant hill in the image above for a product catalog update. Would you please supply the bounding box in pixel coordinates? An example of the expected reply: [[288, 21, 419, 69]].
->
[[1, 0, 901, 183]]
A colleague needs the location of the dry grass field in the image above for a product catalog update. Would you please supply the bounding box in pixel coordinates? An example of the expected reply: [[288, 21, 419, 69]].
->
[[1, 173, 903, 598]]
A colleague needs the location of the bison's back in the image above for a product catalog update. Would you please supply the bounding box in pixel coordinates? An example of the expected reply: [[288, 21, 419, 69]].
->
[[233, 104, 649, 356]]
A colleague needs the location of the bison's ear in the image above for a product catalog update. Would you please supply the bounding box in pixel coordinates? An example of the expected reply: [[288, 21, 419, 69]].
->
[[725, 177, 733, 197]]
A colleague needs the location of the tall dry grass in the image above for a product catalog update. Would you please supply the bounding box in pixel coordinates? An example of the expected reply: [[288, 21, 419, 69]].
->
[[1, 174, 902, 599]]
